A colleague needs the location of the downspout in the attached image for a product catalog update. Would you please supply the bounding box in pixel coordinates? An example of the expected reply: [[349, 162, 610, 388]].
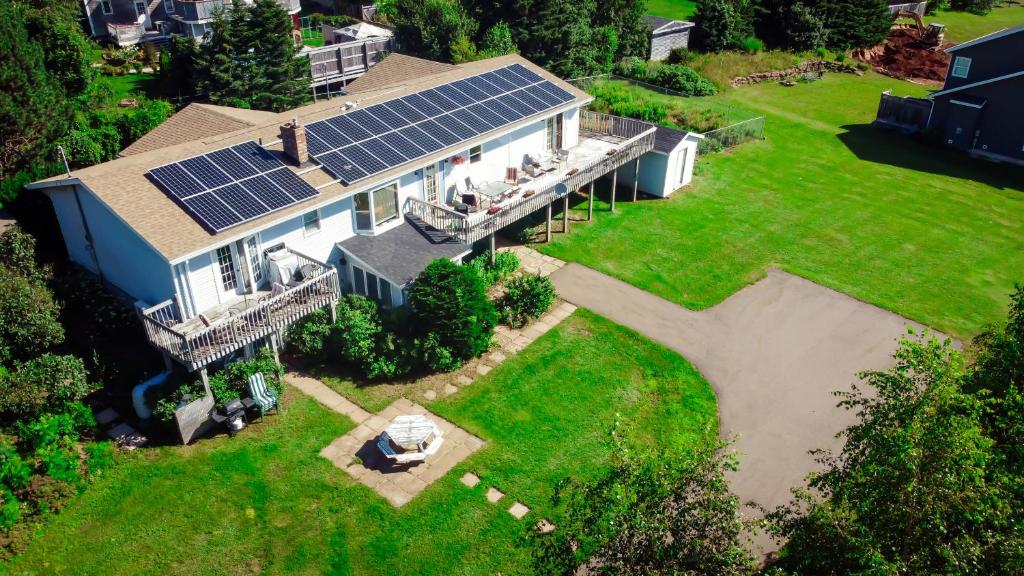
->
[[72, 185, 105, 283]]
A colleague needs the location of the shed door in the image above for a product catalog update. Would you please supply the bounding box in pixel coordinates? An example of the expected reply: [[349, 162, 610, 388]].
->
[[942, 103, 982, 152]]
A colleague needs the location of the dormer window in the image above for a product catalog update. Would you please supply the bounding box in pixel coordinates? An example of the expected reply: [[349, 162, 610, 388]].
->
[[951, 56, 972, 79]]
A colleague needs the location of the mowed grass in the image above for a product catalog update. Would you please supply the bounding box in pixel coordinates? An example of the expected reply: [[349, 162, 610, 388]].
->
[[539, 72, 1024, 339], [646, 0, 698, 20], [5, 310, 717, 575], [928, 4, 1024, 43]]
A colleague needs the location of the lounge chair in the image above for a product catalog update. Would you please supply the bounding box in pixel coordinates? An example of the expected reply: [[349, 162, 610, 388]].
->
[[243, 372, 279, 420]]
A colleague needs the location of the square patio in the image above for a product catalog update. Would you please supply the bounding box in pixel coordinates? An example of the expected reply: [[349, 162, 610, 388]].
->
[[319, 398, 485, 507]]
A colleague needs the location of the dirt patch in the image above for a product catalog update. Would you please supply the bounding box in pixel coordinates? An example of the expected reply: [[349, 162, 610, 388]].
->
[[853, 25, 953, 86]]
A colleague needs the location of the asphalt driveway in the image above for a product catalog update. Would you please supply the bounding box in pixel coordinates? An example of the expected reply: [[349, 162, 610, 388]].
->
[[550, 264, 925, 553]]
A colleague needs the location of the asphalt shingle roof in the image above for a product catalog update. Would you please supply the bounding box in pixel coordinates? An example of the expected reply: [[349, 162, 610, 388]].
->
[[339, 216, 470, 285]]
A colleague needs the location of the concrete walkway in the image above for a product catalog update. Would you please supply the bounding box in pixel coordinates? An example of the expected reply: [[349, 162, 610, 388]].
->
[[550, 264, 925, 552]]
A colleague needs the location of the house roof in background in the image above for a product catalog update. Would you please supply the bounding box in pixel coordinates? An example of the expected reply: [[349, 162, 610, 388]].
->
[[946, 24, 1024, 53], [119, 104, 278, 157], [29, 54, 592, 263], [338, 217, 470, 286], [334, 22, 393, 40], [343, 53, 457, 94]]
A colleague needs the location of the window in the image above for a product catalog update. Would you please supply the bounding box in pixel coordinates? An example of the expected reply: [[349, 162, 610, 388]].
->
[[469, 145, 482, 164], [678, 150, 688, 185], [215, 246, 237, 291], [372, 184, 398, 226], [353, 266, 366, 294], [135, 1, 147, 17], [164, 0, 174, 13], [350, 265, 394, 307], [366, 271, 380, 300], [100, 0, 112, 14], [544, 114, 563, 151], [379, 277, 393, 307], [354, 192, 372, 231], [302, 209, 321, 236], [951, 56, 971, 79]]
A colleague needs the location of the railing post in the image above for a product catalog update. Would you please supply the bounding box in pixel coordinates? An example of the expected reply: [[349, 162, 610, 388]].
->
[[610, 168, 617, 213], [588, 180, 595, 221], [545, 203, 552, 243], [632, 157, 640, 202], [563, 195, 569, 234]]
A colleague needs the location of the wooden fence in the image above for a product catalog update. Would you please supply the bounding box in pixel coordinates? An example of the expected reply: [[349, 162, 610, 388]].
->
[[874, 90, 931, 133]]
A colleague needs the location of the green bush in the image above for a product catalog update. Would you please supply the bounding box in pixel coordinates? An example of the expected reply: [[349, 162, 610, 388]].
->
[[0, 442, 31, 492], [740, 36, 764, 54], [330, 296, 415, 380], [286, 308, 332, 360], [613, 59, 717, 97], [16, 412, 79, 452], [84, 441, 114, 478], [467, 251, 521, 286], [0, 270, 64, 366], [499, 274, 556, 328], [0, 355, 92, 421], [37, 440, 81, 485], [586, 82, 669, 124], [0, 489, 21, 530], [410, 259, 496, 371], [224, 347, 284, 397], [666, 47, 696, 65]]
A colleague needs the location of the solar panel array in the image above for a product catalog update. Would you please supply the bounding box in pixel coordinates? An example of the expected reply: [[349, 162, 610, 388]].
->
[[148, 141, 320, 233], [305, 63, 576, 185]]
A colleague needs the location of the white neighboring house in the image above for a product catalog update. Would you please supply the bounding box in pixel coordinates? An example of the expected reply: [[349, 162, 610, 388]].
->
[[29, 54, 699, 379]]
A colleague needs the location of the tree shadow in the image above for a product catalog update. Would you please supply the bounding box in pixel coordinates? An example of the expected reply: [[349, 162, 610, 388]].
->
[[837, 124, 1024, 193]]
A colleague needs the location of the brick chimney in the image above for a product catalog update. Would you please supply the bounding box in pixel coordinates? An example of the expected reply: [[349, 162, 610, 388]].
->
[[280, 117, 308, 166]]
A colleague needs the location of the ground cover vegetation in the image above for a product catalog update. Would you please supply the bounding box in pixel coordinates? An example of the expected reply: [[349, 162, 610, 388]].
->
[[6, 310, 719, 574], [0, 227, 117, 559]]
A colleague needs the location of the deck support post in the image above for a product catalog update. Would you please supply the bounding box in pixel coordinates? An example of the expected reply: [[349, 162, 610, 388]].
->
[[546, 202, 552, 243], [588, 180, 594, 221], [329, 301, 338, 323], [632, 158, 640, 202], [563, 195, 569, 234], [610, 169, 618, 213], [198, 367, 211, 398], [489, 233, 496, 264], [269, 332, 280, 365], [161, 351, 173, 373]]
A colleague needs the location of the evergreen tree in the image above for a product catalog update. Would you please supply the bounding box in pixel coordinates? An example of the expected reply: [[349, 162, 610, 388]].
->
[[591, 0, 648, 59], [823, 0, 891, 50], [693, 0, 755, 52], [0, 0, 73, 177], [196, 4, 249, 107], [532, 0, 603, 78], [390, 0, 479, 62], [245, 0, 309, 112], [479, 21, 517, 57]]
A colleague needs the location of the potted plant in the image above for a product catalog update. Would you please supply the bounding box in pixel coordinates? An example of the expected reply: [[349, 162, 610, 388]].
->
[[451, 155, 466, 165]]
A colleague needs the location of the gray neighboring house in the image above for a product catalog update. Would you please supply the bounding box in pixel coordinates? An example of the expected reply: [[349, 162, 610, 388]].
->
[[644, 15, 694, 61], [82, 0, 302, 46]]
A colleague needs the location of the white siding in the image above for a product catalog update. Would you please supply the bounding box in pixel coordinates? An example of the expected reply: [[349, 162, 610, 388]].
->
[[562, 108, 580, 149], [187, 253, 222, 312]]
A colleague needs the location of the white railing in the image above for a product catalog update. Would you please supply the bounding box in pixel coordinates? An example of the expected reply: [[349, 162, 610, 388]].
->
[[107, 22, 145, 46], [889, 1, 928, 16], [140, 250, 339, 370], [405, 198, 470, 244], [304, 36, 395, 86]]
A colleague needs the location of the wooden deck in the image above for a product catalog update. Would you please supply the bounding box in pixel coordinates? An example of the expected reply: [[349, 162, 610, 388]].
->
[[140, 250, 339, 371], [304, 37, 395, 88], [406, 112, 657, 244]]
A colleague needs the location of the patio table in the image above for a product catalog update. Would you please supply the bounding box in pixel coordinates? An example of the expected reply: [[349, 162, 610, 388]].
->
[[474, 181, 516, 202], [385, 414, 443, 452]]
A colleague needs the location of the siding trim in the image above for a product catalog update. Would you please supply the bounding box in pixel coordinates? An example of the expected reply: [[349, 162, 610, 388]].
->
[[930, 69, 1024, 98]]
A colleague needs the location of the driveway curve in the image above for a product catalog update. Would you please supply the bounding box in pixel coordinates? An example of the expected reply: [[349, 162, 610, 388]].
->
[[550, 264, 924, 553]]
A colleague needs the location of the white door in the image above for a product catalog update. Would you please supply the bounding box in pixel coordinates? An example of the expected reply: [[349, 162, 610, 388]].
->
[[134, 0, 153, 30], [212, 245, 242, 303], [424, 162, 440, 204], [244, 235, 265, 289]]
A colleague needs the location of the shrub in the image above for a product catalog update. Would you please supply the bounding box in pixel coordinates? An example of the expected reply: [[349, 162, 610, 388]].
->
[[419, 332, 460, 373], [740, 36, 764, 53], [0, 354, 91, 421], [0, 271, 64, 365], [815, 46, 829, 59], [22, 475, 76, 515], [667, 47, 696, 65], [334, 295, 384, 369], [614, 59, 717, 97], [0, 442, 31, 492], [286, 308, 332, 360], [409, 259, 496, 370], [84, 441, 114, 478], [224, 347, 284, 398], [16, 412, 77, 452], [499, 274, 556, 328], [37, 440, 81, 485], [0, 489, 21, 530], [467, 251, 521, 286]]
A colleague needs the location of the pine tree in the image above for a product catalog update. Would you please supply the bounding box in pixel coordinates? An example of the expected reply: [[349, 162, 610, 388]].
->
[[591, 0, 647, 59], [0, 0, 73, 177], [245, 0, 309, 112], [196, 3, 249, 107], [823, 0, 891, 50]]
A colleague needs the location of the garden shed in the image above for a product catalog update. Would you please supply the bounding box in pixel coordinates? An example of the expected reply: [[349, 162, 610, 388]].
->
[[615, 126, 702, 198], [644, 16, 694, 61]]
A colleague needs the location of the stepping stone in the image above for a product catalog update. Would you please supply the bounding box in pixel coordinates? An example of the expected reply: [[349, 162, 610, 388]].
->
[[456, 375, 474, 387], [443, 384, 458, 396], [508, 501, 530, 519], [486, 487, 505, 503], [476, 364, 493, 376], [94, 407, 119, 427], [460, 472, 480, 488], [107, 423, 147, 448], [488, 351, 507, 363], [536, 519, 556, 533], [423, 390, 437, 401]]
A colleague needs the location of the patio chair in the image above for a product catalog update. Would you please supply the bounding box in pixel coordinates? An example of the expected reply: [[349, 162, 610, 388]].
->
[[242, 372, 279, 420], [505, 166, 519, 184], [377, 432, 428, 464]]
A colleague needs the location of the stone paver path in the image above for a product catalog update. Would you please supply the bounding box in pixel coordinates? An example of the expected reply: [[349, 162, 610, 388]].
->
[[551, 264, 931, 554]]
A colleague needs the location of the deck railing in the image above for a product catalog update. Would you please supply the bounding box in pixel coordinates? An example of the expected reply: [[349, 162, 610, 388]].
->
[[414, 112, 656, 244], [304, 36, 395, 87], [140, 250, 339, 370], [107, 22, 145, 46]]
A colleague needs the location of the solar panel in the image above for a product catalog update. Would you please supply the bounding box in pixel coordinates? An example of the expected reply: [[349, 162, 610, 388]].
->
[[359, 138, 408, 166], [180, 156, 234, 189], [537, 81, 576, 103], [306, 121, 351, 151], [434, 113, 479, 140], [380, 131, 427, 158], [231, 141, 281, 173], [363, 104, 409, 131], [338, 144, 389, 176], [525, 82, 564, 107], [452, 79, 491, 101], [266, 168, 319, 202], [244, 174, 296, 209], [208, 147, 260, 180], [346, 109, 389, 135], [402, 93, 444, 117], [419, 89, 462, 112], [449, 108, 490, 133], [495, 93, 535, 116], [509, 63, 543, 84], [182, 193, 243, 231], [215, 183, 269, 220], [418, 119, 461, 147], [328, 115, 373, 142], [491, 66, 529, 88], [304, 132, 334, 157], [149, 164, 205, 199], [318, 151, 368, 183], [397, 125, 444, 154], [479, 71, 517, 93], [465, 103, 504, 129], [509, 88, 549, 113], [433, 84, 475, 107], [484, 99, 524, 123], [385, 98, 428, 123]]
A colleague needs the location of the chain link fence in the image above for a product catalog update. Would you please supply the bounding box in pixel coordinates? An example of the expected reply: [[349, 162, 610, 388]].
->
[[699, 116, 766, 154]]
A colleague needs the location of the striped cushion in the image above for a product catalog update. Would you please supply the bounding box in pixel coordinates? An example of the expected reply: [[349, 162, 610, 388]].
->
[[248, 373, 278, 412]]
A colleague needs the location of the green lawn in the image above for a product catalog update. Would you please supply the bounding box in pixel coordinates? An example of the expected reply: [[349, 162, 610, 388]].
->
[[5, 310, 717, 575], [539, 72, 1024, 339], [646, 0, 698, 20], [94, 72, 159, 100], [929, 4, 1024, 43]]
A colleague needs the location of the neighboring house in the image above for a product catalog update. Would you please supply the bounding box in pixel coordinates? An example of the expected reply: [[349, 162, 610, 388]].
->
[[874, 25, 1024, 166], [82, 0, 302, 46], [322, 21, 393, 45], [29, 54, 698, 382], [644, 15, 694, 61]]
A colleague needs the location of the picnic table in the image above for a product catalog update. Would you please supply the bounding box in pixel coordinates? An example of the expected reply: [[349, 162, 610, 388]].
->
[[378, 415, 444, 464]]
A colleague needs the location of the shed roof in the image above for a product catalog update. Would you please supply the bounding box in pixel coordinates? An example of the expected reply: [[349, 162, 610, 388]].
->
[[643, 15, 693, 34], [652, 125, 701, 154], [334, 22, 393, 40], [29, 54, 591, 264], [338, 217, 470, 286]]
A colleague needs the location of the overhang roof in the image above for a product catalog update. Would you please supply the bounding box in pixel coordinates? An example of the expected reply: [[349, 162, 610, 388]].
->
[[929, 69, 1024, 99], [119, 103, 278, 157], [29, 54, 592, 264], [338, 216, 470, 286], [343, 53, 456, 94]]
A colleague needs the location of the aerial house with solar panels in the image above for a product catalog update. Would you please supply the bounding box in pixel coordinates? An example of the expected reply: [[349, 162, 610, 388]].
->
[[28, 53, 693, 381]]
